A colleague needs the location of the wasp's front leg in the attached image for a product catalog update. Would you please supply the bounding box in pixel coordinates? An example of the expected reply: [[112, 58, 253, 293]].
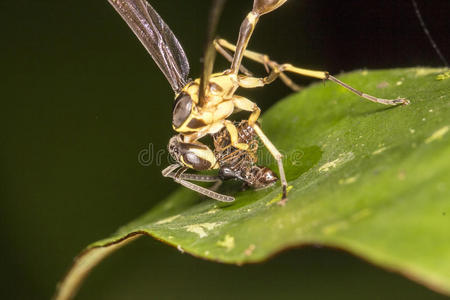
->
[[232, 95, 261, 126], [224, 120, 251, 150]]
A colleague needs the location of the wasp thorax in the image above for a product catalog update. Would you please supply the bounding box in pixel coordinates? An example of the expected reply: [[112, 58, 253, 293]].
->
[[172, 92, 193, 128]]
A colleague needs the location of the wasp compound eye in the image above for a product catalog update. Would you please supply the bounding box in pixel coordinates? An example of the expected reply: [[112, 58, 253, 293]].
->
[[172, 93, 193, 128]]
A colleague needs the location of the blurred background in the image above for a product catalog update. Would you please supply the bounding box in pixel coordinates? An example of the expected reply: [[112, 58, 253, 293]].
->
[[1, 0, 449, 299]]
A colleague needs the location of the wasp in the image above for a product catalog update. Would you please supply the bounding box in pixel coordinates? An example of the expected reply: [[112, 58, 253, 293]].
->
[[109, 0, 409, 203]]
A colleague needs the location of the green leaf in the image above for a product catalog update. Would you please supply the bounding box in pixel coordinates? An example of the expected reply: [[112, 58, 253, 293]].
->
[[55, 68, 450, 299]]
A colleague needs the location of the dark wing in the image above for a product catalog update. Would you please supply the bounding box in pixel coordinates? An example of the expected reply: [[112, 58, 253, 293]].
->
[[198, 0, 226, 106], [108, 0, 190, 93]]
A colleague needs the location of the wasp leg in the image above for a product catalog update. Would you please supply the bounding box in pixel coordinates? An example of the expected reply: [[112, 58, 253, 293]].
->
[[283, 64, 409, 105], [224, 120, 250, 150], [218, 38, 409, 106], [237, 68, 282, 89], [232, 95, 260, 126], [162, 164, 233, 202], [229, 0, 287, 76], [181, 122, 241, 153], [252, 123, 288, 204], [214, 41, 253, 77], [180, 121, 250, 163], [214, 39, 301, 91], [182, 121, 226, 143]]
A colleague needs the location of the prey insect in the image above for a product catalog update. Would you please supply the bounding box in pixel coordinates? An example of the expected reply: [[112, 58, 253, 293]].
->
[[213, 120, 278, 191], [109, 0, 409, 203]]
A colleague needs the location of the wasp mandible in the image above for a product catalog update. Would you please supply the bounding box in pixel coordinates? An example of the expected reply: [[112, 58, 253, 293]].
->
[[109, 0, 409, 203]]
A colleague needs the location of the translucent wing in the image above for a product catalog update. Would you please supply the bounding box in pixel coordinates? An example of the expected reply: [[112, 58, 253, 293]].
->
[[109, 0, 190, 93], [198, 0, 226, 106]]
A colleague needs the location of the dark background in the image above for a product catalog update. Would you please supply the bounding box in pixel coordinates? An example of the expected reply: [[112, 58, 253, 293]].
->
[[1, 0, 449, 299]]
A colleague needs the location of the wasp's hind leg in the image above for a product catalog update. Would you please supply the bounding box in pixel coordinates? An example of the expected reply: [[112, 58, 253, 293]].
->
[[217, 38, 409, 106], [224, 120, 251, 150]]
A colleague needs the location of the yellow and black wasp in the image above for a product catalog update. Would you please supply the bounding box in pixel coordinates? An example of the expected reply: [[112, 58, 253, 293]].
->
[[108, 0, 409, 203]]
